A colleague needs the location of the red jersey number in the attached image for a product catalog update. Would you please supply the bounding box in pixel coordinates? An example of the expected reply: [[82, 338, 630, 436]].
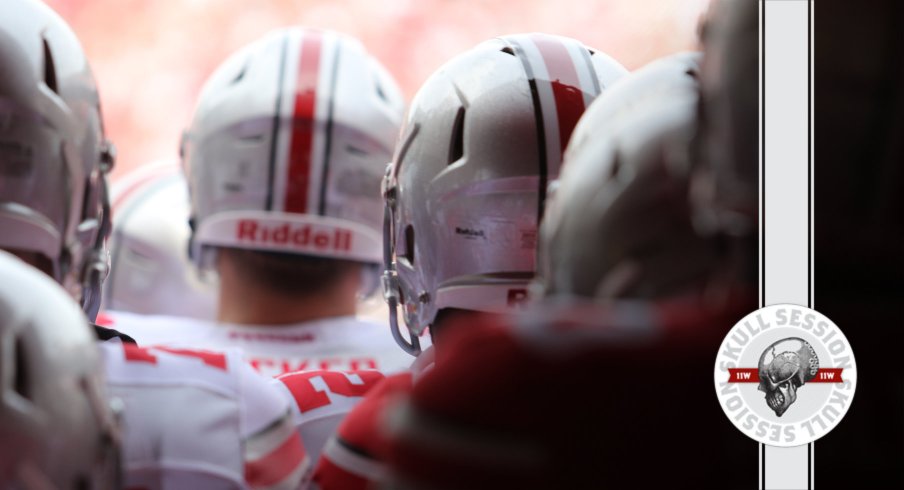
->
[[277, 370, 385, 413], [122, 344, 229, 371]]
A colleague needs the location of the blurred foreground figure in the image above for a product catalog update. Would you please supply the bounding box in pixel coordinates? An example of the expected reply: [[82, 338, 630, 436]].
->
[[0, 2, 308, 488], [312, 33, 627, 489], [0, 251, 121, 489], [112, 28, 413, 376], [101, 161, 217, 320], [383, 48, 759, 489]]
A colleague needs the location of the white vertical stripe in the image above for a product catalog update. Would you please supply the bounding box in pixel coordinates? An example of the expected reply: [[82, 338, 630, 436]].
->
[[307, 31, 336, 214], [513, 36, 562, 176], [562, 40, 600, 106], [762, 1, 811, 489]]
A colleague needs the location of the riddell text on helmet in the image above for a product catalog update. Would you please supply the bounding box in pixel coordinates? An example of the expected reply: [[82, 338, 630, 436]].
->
[[236, 220, 352, 251]]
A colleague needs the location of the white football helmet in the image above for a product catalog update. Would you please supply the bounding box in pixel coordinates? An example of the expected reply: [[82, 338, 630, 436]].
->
[[536, 52, 710, 300], [102, 161, 217, 319], [0, 250, 121, 488], [182, 28, 405, 277], [0, 0, 115, 321], [382, 33, 627, 354]]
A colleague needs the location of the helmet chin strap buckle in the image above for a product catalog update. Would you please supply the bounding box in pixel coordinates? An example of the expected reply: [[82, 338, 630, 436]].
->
[[383, 263, 420, 356], [381, 270, 400, 304], [382, 196, 420, 357]]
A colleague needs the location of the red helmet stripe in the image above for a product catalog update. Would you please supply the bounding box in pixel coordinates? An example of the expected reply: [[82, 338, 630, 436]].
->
[[529, 34, 587, 155], [285, 31, 324, 213]]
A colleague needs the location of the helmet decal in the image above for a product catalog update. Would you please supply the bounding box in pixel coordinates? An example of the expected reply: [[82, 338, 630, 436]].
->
[[284, 29, 324, 214], [503, 33, 604, 219]]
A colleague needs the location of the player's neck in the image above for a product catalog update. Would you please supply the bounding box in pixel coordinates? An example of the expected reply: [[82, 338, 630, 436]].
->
[[216, 276, 357, 326]]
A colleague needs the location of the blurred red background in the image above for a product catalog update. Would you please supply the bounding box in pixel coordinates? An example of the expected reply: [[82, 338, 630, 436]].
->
[[47, 0, 710, 179]]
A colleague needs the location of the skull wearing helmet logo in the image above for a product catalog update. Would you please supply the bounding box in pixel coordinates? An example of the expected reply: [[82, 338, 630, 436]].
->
[[757, 338, 819, 417]]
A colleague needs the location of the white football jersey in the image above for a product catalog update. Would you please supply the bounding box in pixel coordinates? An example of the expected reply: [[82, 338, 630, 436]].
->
[[100, 341, 309, 489], [104, 312, 417, 377], [272, 369, 386, 469]]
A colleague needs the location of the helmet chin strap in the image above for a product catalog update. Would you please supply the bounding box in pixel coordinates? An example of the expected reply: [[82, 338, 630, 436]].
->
[[81, 264, 104, 322], [82, 175, 113, 323], [382, 190, 420, 357]]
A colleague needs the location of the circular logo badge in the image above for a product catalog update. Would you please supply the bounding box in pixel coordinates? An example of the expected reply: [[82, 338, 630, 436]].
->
[[714, 304, 857, 447]]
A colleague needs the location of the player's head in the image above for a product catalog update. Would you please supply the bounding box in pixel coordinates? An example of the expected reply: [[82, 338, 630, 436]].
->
[[102, 161, 217, 319], [0, 251, 121, 488], [0, 0, 115, 321], [382, 33, 627, 354], [535, 52, 713, 301], [182, 28, 405, 298], [385, 50, 758, 489]]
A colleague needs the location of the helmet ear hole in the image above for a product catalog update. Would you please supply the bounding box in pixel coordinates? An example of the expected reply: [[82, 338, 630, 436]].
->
[[231, 62, 248, 85], [448, 107, 466, 165], [403, 224, 415, 265], [609, 151, 623, 180], [41, 37, 58, 94], [14, 336, 31, 401]]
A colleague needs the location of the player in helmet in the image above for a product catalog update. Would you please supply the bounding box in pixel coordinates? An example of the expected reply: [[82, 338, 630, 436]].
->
[[312, 33, 628, 488], [0, 0, 114, 324], [0, 251, 121, 489], [382, 32, 627, 355], [112, 27, 413, 377], [0, 2, 309, 488], [99, 160, 217, 321], [382, 48, 759, 489]]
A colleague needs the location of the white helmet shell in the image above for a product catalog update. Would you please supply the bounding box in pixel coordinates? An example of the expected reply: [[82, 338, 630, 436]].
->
[[0, 250, 121, 488], [183, 28, 405, 268], [382, 33, 627, 353], [0, 0, 114, 320], [102, 161, 217, 319], [537, 52, 710, 300]]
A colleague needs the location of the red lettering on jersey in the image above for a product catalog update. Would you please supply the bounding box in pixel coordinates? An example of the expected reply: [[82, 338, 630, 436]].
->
[[250, 357, 379, 375], [276, 371, 385, 413], [155, 347, 228, 371], [249, 357, 272, 372], [318, 359, 341, 370], [122, 345, 228, 371], [281, 359, 310, 373], [349, 358, 378, 370]]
